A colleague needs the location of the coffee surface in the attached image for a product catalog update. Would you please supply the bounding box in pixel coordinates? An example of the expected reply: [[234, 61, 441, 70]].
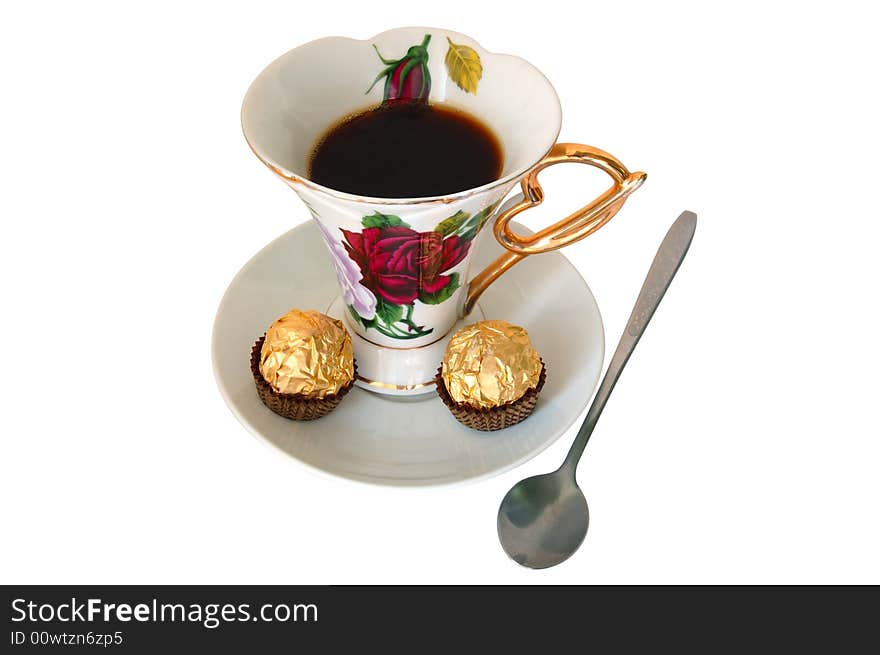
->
[[308, 103, 503, 198]]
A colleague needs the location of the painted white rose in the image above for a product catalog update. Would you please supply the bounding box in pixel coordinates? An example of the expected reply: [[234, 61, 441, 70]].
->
[[315, 219, 377, 320]]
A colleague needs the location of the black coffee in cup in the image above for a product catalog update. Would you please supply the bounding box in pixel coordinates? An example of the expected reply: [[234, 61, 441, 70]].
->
[[308, 103, 503, 198]]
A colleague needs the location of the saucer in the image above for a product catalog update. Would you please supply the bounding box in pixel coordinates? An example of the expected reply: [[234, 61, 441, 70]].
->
[[212, 220, 604, 486]]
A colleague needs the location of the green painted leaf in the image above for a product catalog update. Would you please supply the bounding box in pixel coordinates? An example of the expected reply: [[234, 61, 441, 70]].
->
[[434, 210, 470, 236], [458, 203, 499, 242], [362, 212, 410, 229], [458, 217, 482, 242], [418, 272, 460, 305], [347, 304, 365, 327], [375, 298, 404, 326], [459, 225, 479, 243], [474, 203, 497, 229]]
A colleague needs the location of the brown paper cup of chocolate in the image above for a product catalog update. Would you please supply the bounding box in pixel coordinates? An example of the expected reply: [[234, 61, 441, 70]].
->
[[435, 362, 546, 432], [251, 337, 355, 421]]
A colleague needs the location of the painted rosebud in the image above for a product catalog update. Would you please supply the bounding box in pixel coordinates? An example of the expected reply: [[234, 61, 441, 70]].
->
[[367, 34, 432, 104]]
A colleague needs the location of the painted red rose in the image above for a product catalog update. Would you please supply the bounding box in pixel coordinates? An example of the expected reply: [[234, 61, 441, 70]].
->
[[341, 226, 470, 304]]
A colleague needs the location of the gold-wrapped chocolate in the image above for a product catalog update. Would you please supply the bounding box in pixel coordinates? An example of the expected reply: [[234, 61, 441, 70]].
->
[[259, 309, 354, 397], [441, 320, 542, 409]]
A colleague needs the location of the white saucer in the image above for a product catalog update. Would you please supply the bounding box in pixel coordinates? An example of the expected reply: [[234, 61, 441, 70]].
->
[[212, 220, 604, 486]]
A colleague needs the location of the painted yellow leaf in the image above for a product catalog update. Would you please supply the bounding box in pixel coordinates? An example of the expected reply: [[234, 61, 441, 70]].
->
[[445, 37, 482, 94]]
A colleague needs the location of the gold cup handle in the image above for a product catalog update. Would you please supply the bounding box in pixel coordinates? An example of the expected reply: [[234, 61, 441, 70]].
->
[[463, 143, 646, 316]]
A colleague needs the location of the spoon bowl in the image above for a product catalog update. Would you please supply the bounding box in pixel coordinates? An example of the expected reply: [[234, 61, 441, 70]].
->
[[497, 469, 589, 569]]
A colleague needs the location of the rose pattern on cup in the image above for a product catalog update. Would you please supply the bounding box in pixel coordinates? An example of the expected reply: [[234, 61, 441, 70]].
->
[[367, 33, 483, 103], [326, 206, 496, 340], [368, 34, 432, 103], [313, 211, 378, 321]]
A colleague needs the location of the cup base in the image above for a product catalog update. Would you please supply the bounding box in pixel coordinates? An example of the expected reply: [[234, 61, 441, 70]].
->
[[326, 296, 486, 397]]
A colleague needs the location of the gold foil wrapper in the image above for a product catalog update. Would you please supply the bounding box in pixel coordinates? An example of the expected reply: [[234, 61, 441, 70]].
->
[[441, 320, 542, 409], [259, 309, 354, 397]]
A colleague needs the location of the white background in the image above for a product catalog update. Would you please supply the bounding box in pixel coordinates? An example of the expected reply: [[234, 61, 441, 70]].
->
[[2, 1, 878, 584]]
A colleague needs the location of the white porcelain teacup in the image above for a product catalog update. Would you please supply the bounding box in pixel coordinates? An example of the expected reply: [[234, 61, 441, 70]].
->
[[242, 27, 645, 396]]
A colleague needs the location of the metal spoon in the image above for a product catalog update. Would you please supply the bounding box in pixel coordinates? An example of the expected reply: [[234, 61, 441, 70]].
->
[[497, 210, 697, 569]]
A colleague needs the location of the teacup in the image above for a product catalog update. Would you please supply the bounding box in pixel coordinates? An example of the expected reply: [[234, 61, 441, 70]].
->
[[242, 27, 645, 396]]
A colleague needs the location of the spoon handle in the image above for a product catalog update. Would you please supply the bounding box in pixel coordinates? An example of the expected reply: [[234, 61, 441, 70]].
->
[[562, 210, 697, 472]]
